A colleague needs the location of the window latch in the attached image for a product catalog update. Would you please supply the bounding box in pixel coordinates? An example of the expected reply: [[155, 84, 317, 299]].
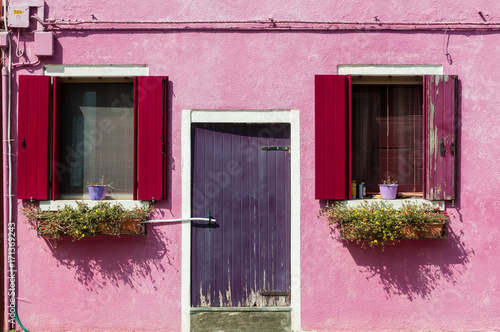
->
[[22, 138, 26, 149], [440, 138, 446, 157]]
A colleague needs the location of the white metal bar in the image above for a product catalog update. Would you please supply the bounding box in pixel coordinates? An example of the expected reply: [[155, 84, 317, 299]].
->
[[141, 218, 216, 224]]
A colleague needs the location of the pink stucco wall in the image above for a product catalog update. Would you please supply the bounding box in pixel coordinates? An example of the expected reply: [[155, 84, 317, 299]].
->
[[10, 0, 500, 331]]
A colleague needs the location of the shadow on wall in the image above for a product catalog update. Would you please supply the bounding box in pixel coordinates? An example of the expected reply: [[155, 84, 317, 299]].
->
[[45, 227, 174, 292], [340, 225, 474, 301]]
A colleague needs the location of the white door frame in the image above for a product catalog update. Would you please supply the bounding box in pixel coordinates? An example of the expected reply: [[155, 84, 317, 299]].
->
[[181, 109, 301, 331]]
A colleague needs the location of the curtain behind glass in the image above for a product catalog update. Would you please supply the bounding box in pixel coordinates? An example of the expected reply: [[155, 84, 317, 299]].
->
[[59, 83, 134, 199], [352, 85, 423, 193]]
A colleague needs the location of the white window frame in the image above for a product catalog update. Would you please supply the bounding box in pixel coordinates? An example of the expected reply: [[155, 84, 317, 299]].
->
[[40, 65, 149, 210], [338, 64, 445, 206]]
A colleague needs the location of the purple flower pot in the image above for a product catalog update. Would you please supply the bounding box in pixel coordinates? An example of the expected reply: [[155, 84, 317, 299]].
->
[[88, 185, 106, 200], [379, 184, 398, 200]]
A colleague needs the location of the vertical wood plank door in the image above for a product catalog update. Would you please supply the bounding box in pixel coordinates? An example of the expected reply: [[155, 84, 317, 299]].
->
[[191, 124, 291, 307]]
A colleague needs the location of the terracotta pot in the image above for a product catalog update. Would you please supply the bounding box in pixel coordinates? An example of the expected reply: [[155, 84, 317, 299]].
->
[[406, 222, 445, 239], [340, 223, 356, 240], [97, 219, 144, 235], [420, 222, 445, 238]]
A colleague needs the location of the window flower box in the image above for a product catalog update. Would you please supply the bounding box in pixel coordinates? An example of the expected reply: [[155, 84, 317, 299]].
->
[[405, 222, 446, 239], [319, 200, 451, 249], [96, 219, 144, 236], [22, 201, 153, 243]]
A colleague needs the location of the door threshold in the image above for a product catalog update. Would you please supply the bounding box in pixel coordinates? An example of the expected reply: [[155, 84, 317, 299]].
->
[[191, 307, 291, 312]]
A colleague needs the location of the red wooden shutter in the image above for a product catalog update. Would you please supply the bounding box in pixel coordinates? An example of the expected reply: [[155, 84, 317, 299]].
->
[[315, 75, 351, 200], [17, 75, 51, 200], [424, 75, 457, 200], [134, 76, 168, 201]]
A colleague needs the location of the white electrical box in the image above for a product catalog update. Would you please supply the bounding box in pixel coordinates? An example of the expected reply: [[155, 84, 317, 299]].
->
[[7, 6, 30, 28], [35, 32, 54, 56], [0, 32, 8, 48]]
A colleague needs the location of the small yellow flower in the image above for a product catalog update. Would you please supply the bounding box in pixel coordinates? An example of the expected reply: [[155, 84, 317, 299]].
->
[[75, 231, 79, 234], [82, 234, 85, 237], [374, 240, 378, 243], [381, 208, 384, 211], [84, 226, 87, 229]]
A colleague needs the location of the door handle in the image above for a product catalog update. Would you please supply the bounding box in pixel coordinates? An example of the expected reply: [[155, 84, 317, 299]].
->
[[208, 210, 214, 231], [22, 138, 26, 149]]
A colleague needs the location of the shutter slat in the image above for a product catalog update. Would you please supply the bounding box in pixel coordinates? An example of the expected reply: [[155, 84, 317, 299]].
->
[[315, 75, 351, 200], [424, 75, 457, 200], [135, 76, 168, 201], [17, 75, 51, 200]]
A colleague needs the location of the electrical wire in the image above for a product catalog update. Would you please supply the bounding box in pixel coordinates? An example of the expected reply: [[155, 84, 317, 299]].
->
[[15, 29, 24, 58], [29, 15, 500, 32], [14, 305, 29, 332], [443, 29, 450, 56]]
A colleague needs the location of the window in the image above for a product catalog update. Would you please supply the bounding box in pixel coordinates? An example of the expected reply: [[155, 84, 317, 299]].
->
[[352, 80, 423, 194], [59, 81, 134, 199], [17, 75, 168, 201], [315, 74, 457, 201]]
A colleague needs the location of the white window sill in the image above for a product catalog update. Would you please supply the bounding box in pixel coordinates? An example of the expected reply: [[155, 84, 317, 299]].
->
[[340, 199, 444, 210], [39, 200, 148, 211]]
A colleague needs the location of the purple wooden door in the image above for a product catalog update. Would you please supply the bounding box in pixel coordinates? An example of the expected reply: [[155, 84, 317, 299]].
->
[[191, 124, 291, 307]]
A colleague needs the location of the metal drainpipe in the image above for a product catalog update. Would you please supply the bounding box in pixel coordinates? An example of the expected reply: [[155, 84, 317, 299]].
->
[[2, 0, 13, 328], [2, 61, 11, 332], [1, 62, 6, 332]]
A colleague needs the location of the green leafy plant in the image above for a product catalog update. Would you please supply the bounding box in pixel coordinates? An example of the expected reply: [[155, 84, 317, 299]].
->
[[319, 201, 452, 249], [22, 201, 154, 242], [86, 175, 115, 190], [381, 176, 398, 185]]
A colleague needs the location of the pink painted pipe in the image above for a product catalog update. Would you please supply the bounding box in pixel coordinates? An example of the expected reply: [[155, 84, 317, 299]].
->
[[2, 66, 12, 331]]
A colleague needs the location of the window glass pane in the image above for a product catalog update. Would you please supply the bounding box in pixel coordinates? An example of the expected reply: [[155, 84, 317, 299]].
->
[[352, 84, 423, 193], [59, 83, 134, 199]]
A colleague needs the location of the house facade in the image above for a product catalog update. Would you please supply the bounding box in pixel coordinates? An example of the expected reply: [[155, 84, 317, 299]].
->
[[2, 0, 500, 331]]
